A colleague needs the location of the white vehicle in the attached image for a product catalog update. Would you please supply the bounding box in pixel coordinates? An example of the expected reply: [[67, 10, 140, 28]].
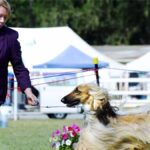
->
[[33, 71, 91, 119], [39, 85, 83, 119]]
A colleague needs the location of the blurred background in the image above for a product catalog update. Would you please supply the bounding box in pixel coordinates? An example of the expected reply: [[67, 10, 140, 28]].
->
[[4, 0, 150, 119]]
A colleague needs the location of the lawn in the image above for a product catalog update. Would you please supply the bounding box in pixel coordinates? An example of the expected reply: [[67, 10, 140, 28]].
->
[[1, 119, 150, 150], [0, 119, 82, 150]]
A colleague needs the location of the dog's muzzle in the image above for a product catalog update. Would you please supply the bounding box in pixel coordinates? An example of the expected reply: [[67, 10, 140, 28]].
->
[[61, 97, 80, 107], [61, 98, 66, 103]]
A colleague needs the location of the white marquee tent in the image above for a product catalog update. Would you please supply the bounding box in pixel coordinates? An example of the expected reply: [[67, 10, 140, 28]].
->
[[126, 51, 150, 72], [11, 26, 124, 78]]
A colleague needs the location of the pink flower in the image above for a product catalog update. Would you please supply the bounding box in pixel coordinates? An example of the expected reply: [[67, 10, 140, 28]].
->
[[72, 124, 78, 128], [49, 124, 80, 149], [63, 125, 68, 132], [68, 126, 73, 131], [70, 131, 76, 137], [72, 131, 77, 136], [62, 133, 68, 140], [55, 129, 61, 136], [75, 126, 80, 132], [72, 124, 80, 133]]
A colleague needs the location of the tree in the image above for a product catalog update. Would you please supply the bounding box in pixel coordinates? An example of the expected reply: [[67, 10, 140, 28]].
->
[[7, 0, 150, 45]]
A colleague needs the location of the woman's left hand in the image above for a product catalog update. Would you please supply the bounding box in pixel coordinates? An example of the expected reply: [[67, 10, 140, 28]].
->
[[24, 88, 38, 106]]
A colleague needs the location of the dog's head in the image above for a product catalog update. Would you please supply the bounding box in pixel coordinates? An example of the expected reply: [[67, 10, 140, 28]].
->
[[61, 84, 106, 110], [61, 83, 117, 125]]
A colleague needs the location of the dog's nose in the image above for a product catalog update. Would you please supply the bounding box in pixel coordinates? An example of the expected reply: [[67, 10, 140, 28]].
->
[[61, 98, 65, 103]]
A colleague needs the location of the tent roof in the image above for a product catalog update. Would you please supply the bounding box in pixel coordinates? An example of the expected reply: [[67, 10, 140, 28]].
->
[[12, 26, 124, 77], [33, 45, 109, 69], [12, 26, 123, 69], [126, 52, 150, 72]]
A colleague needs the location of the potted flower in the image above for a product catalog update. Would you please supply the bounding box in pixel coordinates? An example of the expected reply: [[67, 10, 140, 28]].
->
[[49, 123, 80, 150]]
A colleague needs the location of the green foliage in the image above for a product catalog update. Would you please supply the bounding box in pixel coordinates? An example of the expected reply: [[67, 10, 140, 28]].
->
[[6, 0, 150, 45]]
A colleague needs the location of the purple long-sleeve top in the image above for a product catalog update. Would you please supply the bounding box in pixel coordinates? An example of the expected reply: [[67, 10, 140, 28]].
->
[[0, 25, 31, 104]]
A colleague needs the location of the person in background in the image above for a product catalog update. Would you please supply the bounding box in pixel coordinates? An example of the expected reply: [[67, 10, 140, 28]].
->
[[0, 0, 38, 106]]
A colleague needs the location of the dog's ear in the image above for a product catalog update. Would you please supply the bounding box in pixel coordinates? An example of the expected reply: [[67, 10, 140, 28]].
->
[[78, 84, 89, 93], [96, 107, 110, 125], [96, 102, 117, 125]]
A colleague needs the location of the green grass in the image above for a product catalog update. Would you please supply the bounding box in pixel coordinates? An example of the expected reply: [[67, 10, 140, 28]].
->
[[0, 119, 82, 150], [1, 119, 150, 150]]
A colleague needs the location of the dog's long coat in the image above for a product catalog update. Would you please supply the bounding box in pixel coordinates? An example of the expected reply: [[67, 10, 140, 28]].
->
[[61, 83, 150, 150]]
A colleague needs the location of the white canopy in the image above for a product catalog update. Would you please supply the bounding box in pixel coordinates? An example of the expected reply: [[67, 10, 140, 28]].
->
[[11, 26, 124, 78], [126, 51, 150, 72]]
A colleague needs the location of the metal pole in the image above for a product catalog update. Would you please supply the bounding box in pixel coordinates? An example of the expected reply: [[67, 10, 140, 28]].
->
[[13, 79, 18, 120], [93, 57, 100, 86]]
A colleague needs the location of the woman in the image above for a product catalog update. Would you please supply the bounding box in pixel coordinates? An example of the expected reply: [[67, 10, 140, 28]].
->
[[0, 0, 38, 106]]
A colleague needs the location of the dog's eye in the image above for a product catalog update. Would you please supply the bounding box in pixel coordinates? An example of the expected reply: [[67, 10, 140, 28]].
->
[[99, 98, 104, 101], [75, 88, 81, 94], [76, 90, 81, 94]]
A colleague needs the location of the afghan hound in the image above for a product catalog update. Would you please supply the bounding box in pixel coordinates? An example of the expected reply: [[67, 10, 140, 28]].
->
[[61, 83, 150, 150]]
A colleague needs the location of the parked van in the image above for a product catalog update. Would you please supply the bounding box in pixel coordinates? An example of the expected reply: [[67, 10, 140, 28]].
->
[[33, 71, 92, 119], [39, 85, 83, 119]]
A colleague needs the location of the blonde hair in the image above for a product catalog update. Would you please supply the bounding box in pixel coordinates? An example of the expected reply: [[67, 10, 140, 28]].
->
[[0, 0, 11, 16]]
